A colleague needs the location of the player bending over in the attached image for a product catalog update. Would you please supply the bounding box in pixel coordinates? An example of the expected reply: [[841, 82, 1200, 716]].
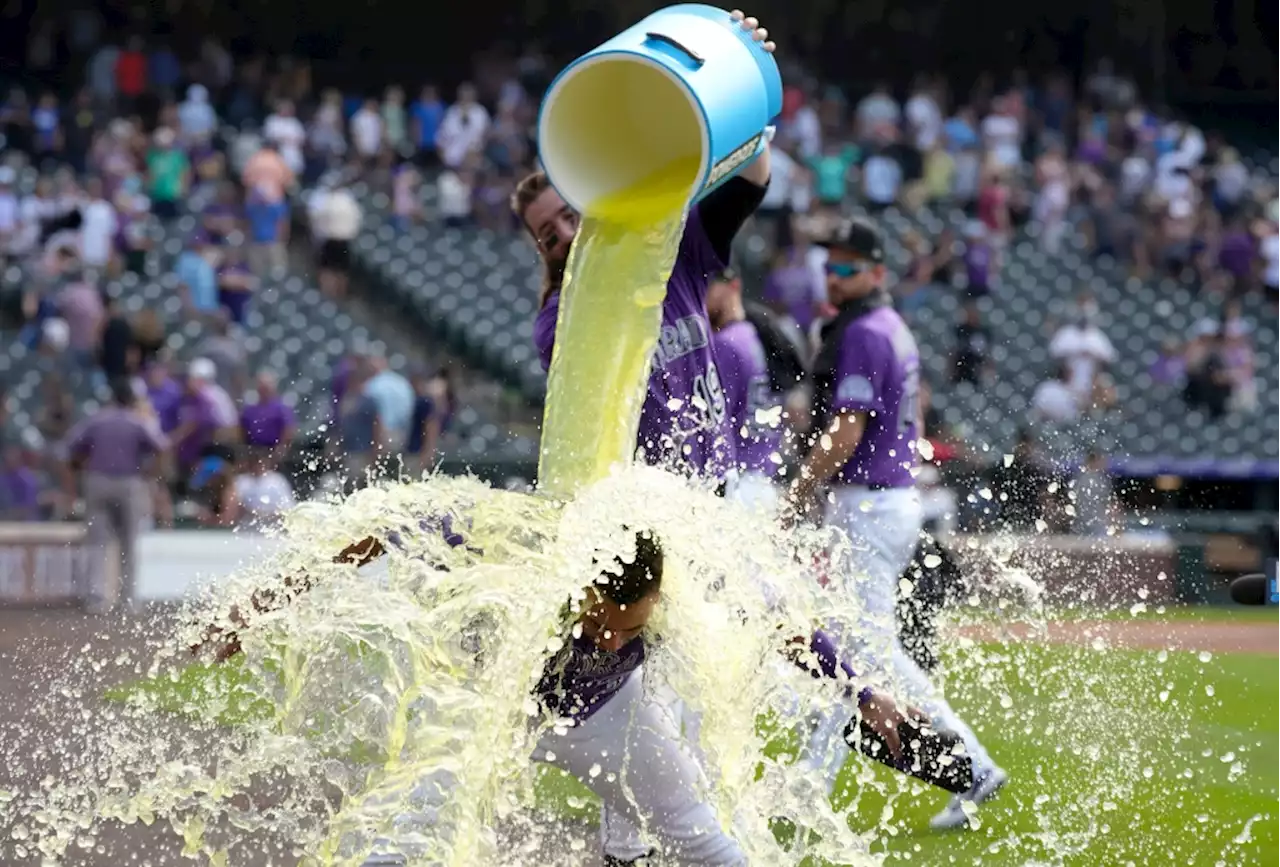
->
[[197, 528, 941, 865]]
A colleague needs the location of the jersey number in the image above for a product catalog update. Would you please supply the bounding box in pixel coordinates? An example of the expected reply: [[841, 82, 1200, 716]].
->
[[691, 366, 727, 429]]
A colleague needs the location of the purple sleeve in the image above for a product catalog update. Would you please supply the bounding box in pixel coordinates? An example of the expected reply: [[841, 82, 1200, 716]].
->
[[534, 292, 560, 372], [797, 629, 874, 706], [833, 326, 888, 415], [60, 418, 92, 461], [679, 207, 724, 303]]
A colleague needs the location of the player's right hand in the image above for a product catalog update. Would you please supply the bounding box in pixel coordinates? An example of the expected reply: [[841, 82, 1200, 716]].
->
[[858, 691, 926, 759]]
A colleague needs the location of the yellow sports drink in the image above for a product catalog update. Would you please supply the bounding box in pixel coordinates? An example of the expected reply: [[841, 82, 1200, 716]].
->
[[535, 4, 784, 497]]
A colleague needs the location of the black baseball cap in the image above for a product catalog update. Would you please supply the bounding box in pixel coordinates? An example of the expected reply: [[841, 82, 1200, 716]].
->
[[817, 217, 885, 262]]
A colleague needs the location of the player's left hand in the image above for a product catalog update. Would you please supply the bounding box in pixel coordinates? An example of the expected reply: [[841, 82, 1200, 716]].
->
[[729, 9, 776, 52]]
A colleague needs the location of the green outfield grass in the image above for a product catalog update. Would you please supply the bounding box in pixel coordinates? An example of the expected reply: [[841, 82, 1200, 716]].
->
[[537, 607, 1279, 866], [109, 609, 1278, 866]]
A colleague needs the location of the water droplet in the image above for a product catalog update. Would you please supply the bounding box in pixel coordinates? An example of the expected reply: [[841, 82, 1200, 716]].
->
[[923, 554, 942, 569], [588, 763, 602, 778], [978, 488, 993, 500], [1198, 651, 1212, 663], [1002, 454, 1014, 468]]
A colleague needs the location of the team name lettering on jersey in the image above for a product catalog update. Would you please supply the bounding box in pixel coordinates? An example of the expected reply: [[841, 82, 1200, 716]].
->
[[653, 314, 711, 370]]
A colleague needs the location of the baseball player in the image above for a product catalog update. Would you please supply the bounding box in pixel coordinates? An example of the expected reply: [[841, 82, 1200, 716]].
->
[[784, 217, 1007, 830], [198, 526, 932, 865]]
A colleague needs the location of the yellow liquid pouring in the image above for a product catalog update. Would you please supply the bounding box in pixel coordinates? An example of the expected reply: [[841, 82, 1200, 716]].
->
[[537, 157, 699, 498]]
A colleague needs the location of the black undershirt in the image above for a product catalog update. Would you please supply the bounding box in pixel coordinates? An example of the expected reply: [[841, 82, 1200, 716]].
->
[[696, 175, 769, 266]]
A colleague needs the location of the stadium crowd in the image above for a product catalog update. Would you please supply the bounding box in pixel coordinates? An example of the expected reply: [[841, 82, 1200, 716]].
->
[[0, 30, 457, 555], [0, 13, 1274, 604]]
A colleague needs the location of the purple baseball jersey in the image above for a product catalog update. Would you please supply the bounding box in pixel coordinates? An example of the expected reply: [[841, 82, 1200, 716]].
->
[[534, 207, 735, 481], [831, 306, 921, 488], [535, 634, 645, 723], [712, 320, 784, 477]]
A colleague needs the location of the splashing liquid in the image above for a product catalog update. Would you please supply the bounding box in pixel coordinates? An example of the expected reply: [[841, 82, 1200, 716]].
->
[[5, 143, 1251, 866]]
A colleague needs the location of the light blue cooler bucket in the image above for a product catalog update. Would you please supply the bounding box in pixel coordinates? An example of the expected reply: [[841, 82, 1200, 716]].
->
[[537, 3, 784, 215]]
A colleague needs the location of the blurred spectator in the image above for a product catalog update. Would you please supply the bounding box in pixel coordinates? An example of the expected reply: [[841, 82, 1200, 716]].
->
[[981, 94, 1022, 170], [382, 86, 409, 157], [56, 267, 103, 368], [217, 244, 258, 325], [895, 232, 934, 309], [1033, 144, 1071, 254], [1211, 148, 1249, 216], [976, 169, 1011, 246], [227, 450, 295, 524], [1261, 212, 1279, 298], [0, 445, 42, 521], [338, 360, 379, 484], [437, 157, 476, 228], [242, 142, 292, 273], [143, 361, 183, 434], [809, 142, 858, 213], [90, 293, 131, 380], [308, 89, 348, 181], [0, 167, 17, 258], [195, 312, 247, 393], [146, 127, 189, 221], [31, 91, 63, 163], [406, 368, 453, 474], [263, 100, 307, 175], [904, 76, 943, 154], [962, 221, 994, 296], [437, 83, 489, 169], [311, 182, 363, 298], [174, 358, 240, 476], [115, 37, 147, 111], [176, 233, 220, 315], [130, 307, 166, 371], [1072, 450, 1115, 537], [201, 181, 242, 245], [860, 141, 902, 212], [1182, 321, 1230, 418], [1149, 338, 1187, 388], [241, 371, 295, 455], [1216, 216, 1256, 288], [149, 37, 182, 95], [350, 98, 384, 172], [391, 158, 423, 232], [60, 377, 168, 611], [952, 301, 991, 385], [855, 83, 899, 141], [1031, 363, 1080, 423], [363, 355, 414, 451], [1220, 310, 1257, 413], [920, 141, 954, 207], [78, 177, 117, 269], [1048, 301, 1116, 398], [410, 85, 446, 167], [179, 84, 218, 143]]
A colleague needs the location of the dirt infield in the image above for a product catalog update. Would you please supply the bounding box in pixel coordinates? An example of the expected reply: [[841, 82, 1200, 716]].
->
[[956, 616, 1278, 655]]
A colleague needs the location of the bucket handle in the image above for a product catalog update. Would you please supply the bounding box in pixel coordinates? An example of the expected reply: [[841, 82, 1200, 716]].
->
[[643, 32, 705, 69]]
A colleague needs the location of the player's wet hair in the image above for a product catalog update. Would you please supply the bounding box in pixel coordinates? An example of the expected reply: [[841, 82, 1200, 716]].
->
[[510, 170, 564, 308], [593, 530, 663, 607]]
